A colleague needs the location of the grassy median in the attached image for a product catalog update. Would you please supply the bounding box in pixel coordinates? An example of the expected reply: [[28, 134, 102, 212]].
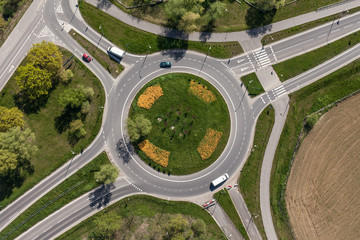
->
[[240, 72, 265, 97], [0, 152, 109, 240], [0, 49, 105, 210], [78, 0, 243, 58], [239, 104, 275, 239]]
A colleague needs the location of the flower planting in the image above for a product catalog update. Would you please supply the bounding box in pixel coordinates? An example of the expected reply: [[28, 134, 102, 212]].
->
[[197, 128, 223, 160], [137, 85, 163, 109], [138, 139, 170, 167], [189, 80, 216, 103]]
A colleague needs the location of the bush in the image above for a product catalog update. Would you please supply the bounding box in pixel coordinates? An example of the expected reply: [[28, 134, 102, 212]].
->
[[3, 0, 20, 19], [304, 114, 320, 132]]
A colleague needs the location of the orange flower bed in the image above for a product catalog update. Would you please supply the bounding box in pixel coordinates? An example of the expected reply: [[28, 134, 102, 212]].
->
[[138, 140, 170, 167], [137, 85, 163, 109], [189, 80, 216, 103], [197, 128, 222, 160]]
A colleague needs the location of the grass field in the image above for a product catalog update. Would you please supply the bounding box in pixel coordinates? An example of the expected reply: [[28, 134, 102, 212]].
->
[[261, 7, 360, 45], [0, 152, 110, 240], [214, 189, 249, 240], [57, 195, 227, 240], [239, 105, 275, 239], [79, 0, 243, 58], [240, 72, 265, 97], [286, 94, 360, 240], [109, 0, 342, 32], [0, 48, 105, 210], [69, 29, 124, 78], [270, 57, 360, 239], [273, 30, 360, 82], [129, 73, 230, 175]]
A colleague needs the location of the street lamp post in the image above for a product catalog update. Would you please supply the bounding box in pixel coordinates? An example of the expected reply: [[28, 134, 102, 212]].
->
[[95, 24, 104, 53], [247, 80, 253, 95], [139, 45, 151, 78]]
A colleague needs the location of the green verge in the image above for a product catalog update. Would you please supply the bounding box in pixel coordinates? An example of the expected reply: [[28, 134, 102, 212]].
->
[[270, 58, 360, 239], [239, 105, 275, 239], [69, 29, 124, 78], [0, 49, 105, 210], [57, 195, 227, 240], [0, 152, 109, 240], [261, 7, 360, 45], [214, 189, 249, 240], [240, 72, 265, 97], [273, 30, 360, 82], [129, 73, 230, 175], [78, 0, 243, 58]]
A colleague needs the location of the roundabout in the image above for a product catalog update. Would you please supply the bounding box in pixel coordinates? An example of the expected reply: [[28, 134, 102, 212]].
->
[[104, 51, 254, 197]]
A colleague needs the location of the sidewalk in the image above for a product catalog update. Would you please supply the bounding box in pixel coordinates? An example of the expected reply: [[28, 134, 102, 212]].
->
[[207, 202, 244, 240], [228, 187, 262, 240], [85, 0, 360, 51]]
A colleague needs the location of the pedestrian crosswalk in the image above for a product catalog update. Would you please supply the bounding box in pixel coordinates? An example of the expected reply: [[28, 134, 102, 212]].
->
[[260, 85, 287, 105], [272, 85, 286, 98], [253, 48, 271, 69]]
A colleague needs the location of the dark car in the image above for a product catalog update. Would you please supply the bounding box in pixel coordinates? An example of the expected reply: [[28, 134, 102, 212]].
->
[[160, 61, 171, 68], [83, 53, 91, 62]]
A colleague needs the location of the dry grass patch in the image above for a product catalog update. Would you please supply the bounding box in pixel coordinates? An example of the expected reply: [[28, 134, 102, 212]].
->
[[138, 139, 170, 167], [197, 128, 222, 160], [189, 80, 216, 103], [137, 85, 163, 109]]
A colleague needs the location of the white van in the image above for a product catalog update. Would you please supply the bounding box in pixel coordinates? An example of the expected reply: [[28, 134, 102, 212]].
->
[[211, 173, 229, 187], [107, 46, 125, 60]]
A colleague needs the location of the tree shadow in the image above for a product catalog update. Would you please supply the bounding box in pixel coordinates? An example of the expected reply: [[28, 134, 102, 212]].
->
[[88, 183, 114, 209], [96, 0, 112, 11], [245, 7, 276, 38], [54, 106, 80, 134], [115, 138, 135, 164], [0, 159, 34, 203], [13, 93, 49, 114], [198, 20, 214, 42], [157, 28, 189, 61]]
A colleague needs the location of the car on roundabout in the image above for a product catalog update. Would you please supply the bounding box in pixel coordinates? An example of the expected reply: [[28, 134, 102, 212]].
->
[[82, 53, 92, 62], [160, 61, 171, 68]]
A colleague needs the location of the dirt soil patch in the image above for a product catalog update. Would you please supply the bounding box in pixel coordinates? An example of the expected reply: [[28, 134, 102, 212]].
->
[[286, 94, 360, 239]]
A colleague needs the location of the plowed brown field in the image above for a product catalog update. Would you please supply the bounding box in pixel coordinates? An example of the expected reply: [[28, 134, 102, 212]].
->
[[286, 94, 360, 240]]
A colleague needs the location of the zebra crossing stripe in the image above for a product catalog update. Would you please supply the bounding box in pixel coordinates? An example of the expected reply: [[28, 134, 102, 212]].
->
[[270, 46, 278, 62]]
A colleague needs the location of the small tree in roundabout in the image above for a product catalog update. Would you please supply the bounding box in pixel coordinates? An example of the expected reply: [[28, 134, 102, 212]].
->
[[127, 114, 152, 142]]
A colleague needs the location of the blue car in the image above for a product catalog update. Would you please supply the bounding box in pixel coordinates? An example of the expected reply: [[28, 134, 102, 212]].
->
[[160, 61, 171, 68]]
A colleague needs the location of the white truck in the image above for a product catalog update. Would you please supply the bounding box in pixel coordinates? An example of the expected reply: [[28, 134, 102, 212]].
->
[[211, 173, 229, 187], [107, 46, 125, 63]]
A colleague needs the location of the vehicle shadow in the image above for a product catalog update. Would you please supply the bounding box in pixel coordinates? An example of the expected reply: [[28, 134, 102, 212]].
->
[[88, 183, 114, 209]]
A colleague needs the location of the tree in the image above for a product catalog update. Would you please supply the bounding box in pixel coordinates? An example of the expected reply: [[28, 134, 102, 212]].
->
[[81, 101, 91, 115], [94, 164, 119, 185], [27, 41, 63, 76], [0, 149, 18, 174], [93, 211, 122, 239], [59, 85, 94, 108], [165, 214, 193, 239], [202, 1, 226, 23], [0, 126, 37, 161], [3, 0, 20, 19], [69, 119, 86, 138], [191, 219, 206, 237], [59, 69, 74, 84], [16, 64, 52, 100], [179, 12, 200, 32], [0, 106, 25, 132], [127, 114, 152, 142]]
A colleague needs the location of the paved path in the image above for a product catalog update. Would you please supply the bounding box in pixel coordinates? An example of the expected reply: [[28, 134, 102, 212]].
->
[[85, 0, 360, 51], [259, 95, 290, 240], [228, 187, 262, 240], [207, 201, 244, 240]]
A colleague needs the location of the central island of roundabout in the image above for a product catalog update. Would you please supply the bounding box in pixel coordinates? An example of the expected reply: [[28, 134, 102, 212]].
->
[[128, 73, 230, 175]]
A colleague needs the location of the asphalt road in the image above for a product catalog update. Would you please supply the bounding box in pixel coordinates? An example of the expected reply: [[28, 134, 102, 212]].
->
[[0, 0, 359, 239]]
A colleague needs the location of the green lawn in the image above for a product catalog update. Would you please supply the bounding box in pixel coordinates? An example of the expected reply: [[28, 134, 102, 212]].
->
[[0, 48, 105, 210], [79, 0, 243, 58], [273, 30, 360, 82], [214, 189, 249, 240], [262, 7, 360, 45], [57, 195, 227, 240], [69, 29, 124, 78], [0, 152, 109, 240], [109, 0, 342, 32], [130, 73, 230, 175], [240, 72, 265, 97], [239, 105, 275, 239], [270, 57, 360, 239]]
